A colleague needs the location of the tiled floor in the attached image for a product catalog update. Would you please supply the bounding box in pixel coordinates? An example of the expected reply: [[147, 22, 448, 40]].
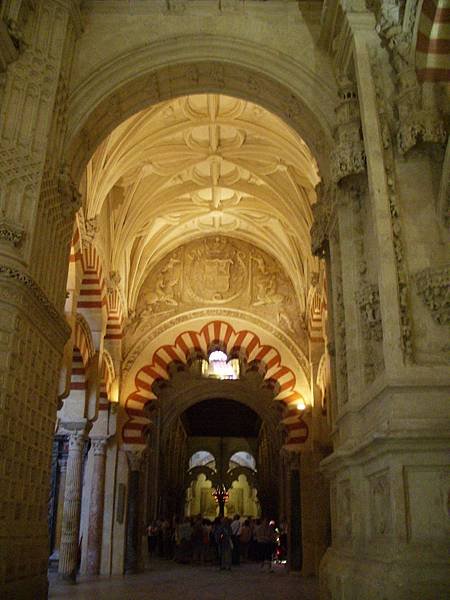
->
[[49, 560, 318, 600]]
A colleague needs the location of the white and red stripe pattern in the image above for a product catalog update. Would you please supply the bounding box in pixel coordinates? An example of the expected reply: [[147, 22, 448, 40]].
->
[[105, 287, 124, 341], [123, 320, 309, 449], [69, 315, 95, 394], [416, 0, 450, 82], [78, 245, 107, 311]]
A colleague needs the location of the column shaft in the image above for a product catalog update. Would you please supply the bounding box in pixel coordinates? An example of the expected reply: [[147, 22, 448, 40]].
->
[[124, 452, 142, 574], [58, 432, 85, 582], [86, 439, 107, 575]]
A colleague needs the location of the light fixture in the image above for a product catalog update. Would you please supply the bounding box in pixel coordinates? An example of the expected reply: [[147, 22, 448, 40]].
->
[[296, 399, 306, 411]]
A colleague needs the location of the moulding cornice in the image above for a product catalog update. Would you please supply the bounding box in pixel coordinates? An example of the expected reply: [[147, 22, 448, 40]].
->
[[0, 264, 71, 348]]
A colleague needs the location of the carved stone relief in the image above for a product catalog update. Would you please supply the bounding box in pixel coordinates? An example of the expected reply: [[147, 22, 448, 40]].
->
[[370, 0, 447, 155], [329, 79, 366, 184], [338, 479, 352, 540], [356, 283, 384, 383], [127, 236, 303, 344], [369, 470, 392, 538], [369, 50, 414, 362], [415, 266, 450, 326]]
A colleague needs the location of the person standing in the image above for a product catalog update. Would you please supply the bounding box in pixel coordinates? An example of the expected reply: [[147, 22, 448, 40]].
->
[[255, 517, 276, 572], [214, 516, 232, 571], [230, 514, 241, 566]]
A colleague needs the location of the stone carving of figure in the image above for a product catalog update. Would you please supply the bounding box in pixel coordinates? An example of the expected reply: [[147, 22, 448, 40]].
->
[[252, 256, 284, 306], [145, 257, 181, 306]]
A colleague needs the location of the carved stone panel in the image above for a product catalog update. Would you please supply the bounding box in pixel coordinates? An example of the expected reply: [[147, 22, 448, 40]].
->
[[128, 235, 304, 345], [369, 470, 392, 538]]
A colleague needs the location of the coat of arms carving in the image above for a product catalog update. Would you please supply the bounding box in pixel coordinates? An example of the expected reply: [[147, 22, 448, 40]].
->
[[186, 236, 246, 302]]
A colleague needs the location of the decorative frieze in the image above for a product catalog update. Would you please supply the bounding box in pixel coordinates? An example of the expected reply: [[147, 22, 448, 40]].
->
[[415, 266, 450, 326]]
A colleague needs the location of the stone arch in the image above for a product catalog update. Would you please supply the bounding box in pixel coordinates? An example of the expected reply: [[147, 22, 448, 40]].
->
[[65, 35, 336, 184], [415, 0, 450, 82], [123, 319, 308, 450]]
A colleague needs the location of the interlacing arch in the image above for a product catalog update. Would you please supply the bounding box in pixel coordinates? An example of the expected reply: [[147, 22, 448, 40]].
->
[[123, 319, 309, 450]]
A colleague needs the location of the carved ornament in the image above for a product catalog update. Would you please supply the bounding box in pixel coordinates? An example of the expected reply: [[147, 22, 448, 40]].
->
[[0, 211, 25, 247], [330, 80, 366, 184], [355, 283, 383, 342], [415, 266, 450, 326], [58, 164, 82, 220], [310, 183, 333, 257]]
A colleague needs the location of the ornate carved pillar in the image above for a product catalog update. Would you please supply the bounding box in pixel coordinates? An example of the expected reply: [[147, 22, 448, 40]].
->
[[58, 430, 86, 583], [124, 451, 143, 574], [86, 438, 108, 575]]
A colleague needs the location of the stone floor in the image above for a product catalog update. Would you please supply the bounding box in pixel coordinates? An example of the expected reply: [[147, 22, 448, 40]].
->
[[49, 560, 319, 600]]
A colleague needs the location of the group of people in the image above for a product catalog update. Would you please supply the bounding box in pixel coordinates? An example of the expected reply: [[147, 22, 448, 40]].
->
[[147, 515, 287, 572]]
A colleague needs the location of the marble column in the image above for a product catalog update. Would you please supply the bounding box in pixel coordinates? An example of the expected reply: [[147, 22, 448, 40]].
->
[[86, 438, 108, 575], [55, 456, 68, 556], [58, 431, 86, 583], [124, 451, 142, 574]]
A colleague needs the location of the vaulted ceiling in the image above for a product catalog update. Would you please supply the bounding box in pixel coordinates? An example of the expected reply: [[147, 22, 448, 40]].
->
[[84, 94, 320, 314]]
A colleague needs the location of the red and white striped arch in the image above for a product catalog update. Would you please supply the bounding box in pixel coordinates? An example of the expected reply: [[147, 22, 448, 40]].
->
[[416, 0, 450, 82], [70, 315, 95, 394], [123, 319, 310, 451], [78, 245, 107, 311]]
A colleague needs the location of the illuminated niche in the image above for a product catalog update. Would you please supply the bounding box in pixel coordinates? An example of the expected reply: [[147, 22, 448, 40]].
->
[[201, 350, 240, 380]]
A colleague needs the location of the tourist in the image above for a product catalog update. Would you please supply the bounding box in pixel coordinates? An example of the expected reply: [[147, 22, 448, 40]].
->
[[239, 519, 252, 561], [230, 514, 241, 565], [255, 517, 276, 572], [214, 516, 233, 571], [147, 520, 159, 557]]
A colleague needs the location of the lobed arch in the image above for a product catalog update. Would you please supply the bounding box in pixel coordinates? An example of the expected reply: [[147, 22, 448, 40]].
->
[[122, 318, 309, 450], [65, 35, 336, 185]]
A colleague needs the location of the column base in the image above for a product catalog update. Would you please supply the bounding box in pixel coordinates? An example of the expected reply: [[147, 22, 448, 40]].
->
[[57, 572, 77, 585], [320, 548, 449, 600]]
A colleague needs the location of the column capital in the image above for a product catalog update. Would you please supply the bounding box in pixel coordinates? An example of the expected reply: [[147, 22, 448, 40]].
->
[[91, 438, 108, 456], [126, 450, 143, 471], [67, 430, 85, 452]]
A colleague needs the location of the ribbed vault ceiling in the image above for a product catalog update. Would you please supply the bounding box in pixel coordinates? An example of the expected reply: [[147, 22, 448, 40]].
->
[[85, 94, 320, 313]]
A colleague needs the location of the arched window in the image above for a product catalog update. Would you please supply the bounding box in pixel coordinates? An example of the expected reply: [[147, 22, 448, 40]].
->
[[229, 451, 256, 471], [202, 350, 240, 380], [189, 450, 216, 471]]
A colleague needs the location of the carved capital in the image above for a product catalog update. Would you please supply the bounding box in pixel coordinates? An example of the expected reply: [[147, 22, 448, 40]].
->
[[68, 431, 86, 453], [91, 438, 108, 456], [415, 265, 450, 325], [126, 450, 143, 471]]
